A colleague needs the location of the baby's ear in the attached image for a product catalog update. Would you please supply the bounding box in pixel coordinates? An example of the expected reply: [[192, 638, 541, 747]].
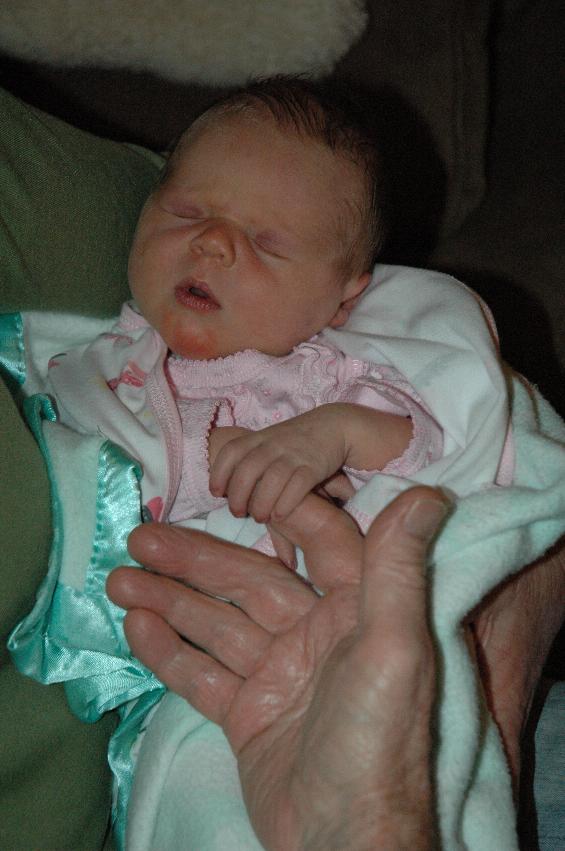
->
[[328, 272, 371, 328]]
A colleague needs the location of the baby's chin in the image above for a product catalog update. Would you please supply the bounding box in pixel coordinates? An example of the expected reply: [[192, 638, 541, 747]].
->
[[167, 334, 222, 361], [161, 316, 301, 360], [155, 312, 221, 360]]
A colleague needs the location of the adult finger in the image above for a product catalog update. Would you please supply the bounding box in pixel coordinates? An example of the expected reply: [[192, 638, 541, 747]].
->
[[124, 523, 317, 631], [107, 568, 273, 677], [350, 487, 448, 779], [123, 608, 241, 723], [272, 492, 363, 591]]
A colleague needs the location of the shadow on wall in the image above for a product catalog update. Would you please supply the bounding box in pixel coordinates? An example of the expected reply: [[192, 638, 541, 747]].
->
[[441, 267, 565, 418], [0, 52, 231, 149], [353, 83, 448, 267]]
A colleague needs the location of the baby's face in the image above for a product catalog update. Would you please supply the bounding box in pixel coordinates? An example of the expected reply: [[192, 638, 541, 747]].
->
[[128, 113, 368, 360]]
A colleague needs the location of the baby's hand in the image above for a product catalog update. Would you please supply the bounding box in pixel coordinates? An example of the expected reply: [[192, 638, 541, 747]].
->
[[209, 407, 348, 523], [208, 424, 251, 467]]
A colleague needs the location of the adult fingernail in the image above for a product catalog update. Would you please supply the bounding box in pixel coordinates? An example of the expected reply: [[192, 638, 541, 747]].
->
[[403, 496, 451, 542]]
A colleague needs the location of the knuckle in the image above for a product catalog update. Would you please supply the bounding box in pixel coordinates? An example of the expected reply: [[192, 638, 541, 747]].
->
[[245, 445, 271, 468], [294, 465, 314, 483], [267, 459, 292, 481], [380, 553, 428, 594]]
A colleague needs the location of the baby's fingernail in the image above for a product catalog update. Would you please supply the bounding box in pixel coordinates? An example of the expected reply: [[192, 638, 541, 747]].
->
[[403, 496, 451, 542]]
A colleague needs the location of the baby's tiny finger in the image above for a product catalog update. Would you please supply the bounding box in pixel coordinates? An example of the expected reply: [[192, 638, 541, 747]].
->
[[248, 460, 294, 523], [226, 447, 274, 517], [209, 447, 238, 496], [272, 466, 317, 521]]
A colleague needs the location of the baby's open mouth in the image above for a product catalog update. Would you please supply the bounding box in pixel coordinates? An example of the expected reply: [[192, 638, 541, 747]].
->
[[175, 281, 220, 311], [189, 285, 209, 299]]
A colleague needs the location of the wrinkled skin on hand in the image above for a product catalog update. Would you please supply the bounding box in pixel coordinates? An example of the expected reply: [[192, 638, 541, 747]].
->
[[470, 536, 565, 788], [108, 488, 447, 850]]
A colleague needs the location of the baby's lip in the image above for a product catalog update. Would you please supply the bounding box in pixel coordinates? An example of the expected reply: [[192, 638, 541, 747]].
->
[[175, 279, 221, 310]]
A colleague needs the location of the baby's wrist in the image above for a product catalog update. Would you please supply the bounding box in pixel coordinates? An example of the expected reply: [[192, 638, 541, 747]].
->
[[332, 403, 413, 472], [321, 403, 372, 458]]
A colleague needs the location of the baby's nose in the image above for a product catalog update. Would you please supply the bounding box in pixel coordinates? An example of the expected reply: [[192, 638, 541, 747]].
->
[[190, 222, 235, 266]]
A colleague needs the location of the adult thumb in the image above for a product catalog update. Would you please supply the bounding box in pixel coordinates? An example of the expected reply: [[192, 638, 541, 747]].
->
[[359, 487, 450, 637]]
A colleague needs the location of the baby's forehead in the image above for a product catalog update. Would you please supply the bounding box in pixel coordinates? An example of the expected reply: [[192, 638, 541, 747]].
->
[[178, 112, 364, 197], [177, 108, 356, 171]]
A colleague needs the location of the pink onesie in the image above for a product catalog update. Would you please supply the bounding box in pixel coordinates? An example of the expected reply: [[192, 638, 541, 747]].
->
[[166, 336, 443, 527]]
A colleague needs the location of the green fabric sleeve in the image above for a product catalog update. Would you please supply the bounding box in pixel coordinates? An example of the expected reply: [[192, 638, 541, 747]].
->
[[0, 86, 163, 849]]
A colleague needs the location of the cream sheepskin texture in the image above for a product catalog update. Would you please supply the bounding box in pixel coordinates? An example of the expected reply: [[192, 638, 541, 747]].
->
[[0, 1, 368, 84]]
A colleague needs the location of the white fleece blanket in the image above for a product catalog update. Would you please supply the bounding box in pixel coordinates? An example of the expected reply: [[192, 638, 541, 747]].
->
[[0, 1, 368, 85]]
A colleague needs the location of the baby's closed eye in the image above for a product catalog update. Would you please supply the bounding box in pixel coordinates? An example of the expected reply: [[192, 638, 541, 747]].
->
[[252, 230, 289, 259], [160, 195, 206, 220]]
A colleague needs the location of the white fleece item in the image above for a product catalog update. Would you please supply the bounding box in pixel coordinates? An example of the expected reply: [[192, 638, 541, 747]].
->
[[0, 1, 368, 84]]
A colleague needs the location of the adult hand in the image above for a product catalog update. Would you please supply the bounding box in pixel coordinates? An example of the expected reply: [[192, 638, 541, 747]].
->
[[470, 537, 565, 786], [108, 487, 448, 850]]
